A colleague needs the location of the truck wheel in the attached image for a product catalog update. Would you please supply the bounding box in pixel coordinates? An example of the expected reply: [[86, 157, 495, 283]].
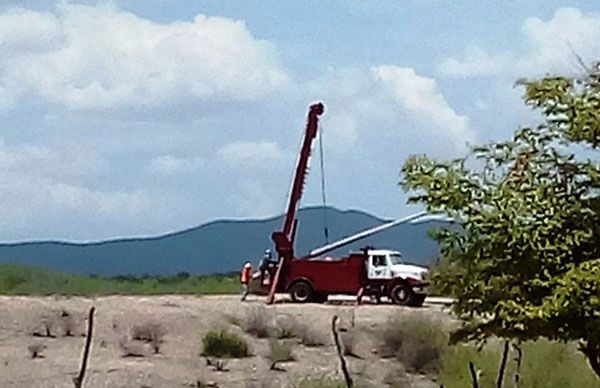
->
[[391, 284, 412, 305], [290, 281, 313, 303]]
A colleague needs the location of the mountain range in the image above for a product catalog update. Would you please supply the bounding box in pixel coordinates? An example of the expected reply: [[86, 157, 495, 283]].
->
[[0, 206, 449, 276]]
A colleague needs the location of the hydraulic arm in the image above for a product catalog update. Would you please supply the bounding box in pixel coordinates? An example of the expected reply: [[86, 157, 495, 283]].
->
[[267, 102, 325, 304]]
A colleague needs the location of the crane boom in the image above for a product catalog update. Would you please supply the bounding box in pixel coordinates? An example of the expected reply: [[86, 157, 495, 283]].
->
[[267, 102, 325, 304], [305, 211, 428, 258]]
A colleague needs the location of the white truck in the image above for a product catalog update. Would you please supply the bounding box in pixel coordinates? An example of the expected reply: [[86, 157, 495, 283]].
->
[[363, 249, 429, 305]]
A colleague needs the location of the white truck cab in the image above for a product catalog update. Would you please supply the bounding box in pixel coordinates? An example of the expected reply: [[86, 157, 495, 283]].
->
[[367, 249, 428, 282]]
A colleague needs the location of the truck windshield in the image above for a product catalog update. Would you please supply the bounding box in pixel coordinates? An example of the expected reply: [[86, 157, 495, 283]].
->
[[390, 253, 404, 265]]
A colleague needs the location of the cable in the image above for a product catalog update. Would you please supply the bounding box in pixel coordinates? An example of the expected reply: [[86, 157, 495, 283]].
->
[[318, 122, 329, 244]]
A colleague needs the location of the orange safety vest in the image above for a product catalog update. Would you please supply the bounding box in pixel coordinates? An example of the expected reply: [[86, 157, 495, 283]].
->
[[241, 266, 252, 283]]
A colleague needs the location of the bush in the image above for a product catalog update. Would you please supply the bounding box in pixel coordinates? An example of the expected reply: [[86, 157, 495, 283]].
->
[[27, 343, 46, 359], [296, 323, 327, 347], [59, 310, 77, 337], [245, 307, 272, 338], [297, 375, 371, 388], [31, 315, 55, 338], [297, 375, 347, 388], [119, 338, 148, 357], [268, 339, 295, 368], [440, 339, 599, 388], [130, 321, 166, 353], [340, 328, 358, 357], [383, 370, 411, 388], [202, 330, 250, 358], [379, 315, 447, 374], [274, 315, 297, 339]]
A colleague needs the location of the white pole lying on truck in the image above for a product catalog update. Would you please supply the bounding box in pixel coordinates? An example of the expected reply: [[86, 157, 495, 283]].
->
[[306, 211, 433, 258]]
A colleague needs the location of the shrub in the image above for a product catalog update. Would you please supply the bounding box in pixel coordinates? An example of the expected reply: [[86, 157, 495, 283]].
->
[[244, 307, 272, 338], [440, 339, 599, 388], [119, 336, 148, 357], [130, 321, 166, 353], [59, 310, 77, 337], [27, 343, 46, 359], [297, 375, 346, 388], [340, 328, 359, 357], [41, 317, 54, 337], [383, 371, 411, 388], [274, 316, 297, 339], [296, 323, 327, 347], [296, 375, 371, 388], [379, 315, 447, 374], [268, 339, 295, 369], [202, 330, 250, 358]]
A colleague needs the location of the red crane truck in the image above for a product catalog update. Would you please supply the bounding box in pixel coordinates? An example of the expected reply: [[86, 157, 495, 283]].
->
[[261, 102, 429, 306]]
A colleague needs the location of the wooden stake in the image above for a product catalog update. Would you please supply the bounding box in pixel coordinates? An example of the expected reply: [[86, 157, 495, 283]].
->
[[496, 340, 510, 388], [468, 362, 479, 388], [331, 315, 353, 388], [74, 307, 95, 388]]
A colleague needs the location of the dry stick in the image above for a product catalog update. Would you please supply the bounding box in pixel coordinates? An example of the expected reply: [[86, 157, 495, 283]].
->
[[331, 315, 353, 388], [513, 341, 523, 388], [496, 340, 510, 388], [468, 362, 479, 388], [73, 307, 95, 388]]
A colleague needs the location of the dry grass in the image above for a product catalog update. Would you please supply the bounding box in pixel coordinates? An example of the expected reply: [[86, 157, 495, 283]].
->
[[130, 321, 167, 353], [31, 315, 55, 338], [268, 339, 295, 370], [339, 328, 360, 358], [244, 306, 272, 338], [27, 343, 46, 359], [202, 330, 250, 358], [296, 322, 327, 347], [274, 315, 297, 339], [379, 315, 447, 374], [118, 336, 148, 357], [58, 310, 77, 337]]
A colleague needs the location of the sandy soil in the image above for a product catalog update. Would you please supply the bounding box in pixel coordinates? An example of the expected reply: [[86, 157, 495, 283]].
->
[[0, 295, 453, 388]]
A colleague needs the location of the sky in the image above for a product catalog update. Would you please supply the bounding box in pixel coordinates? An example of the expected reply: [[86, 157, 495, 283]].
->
[[0, 0, 599, 241]]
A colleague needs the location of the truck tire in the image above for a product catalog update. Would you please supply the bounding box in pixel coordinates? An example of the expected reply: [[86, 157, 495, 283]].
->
[[290, 281, 313, 303], [390, 283, 412, 305]]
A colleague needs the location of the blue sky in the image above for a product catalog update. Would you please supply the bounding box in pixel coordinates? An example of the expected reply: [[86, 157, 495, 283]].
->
[[0, 0, 599, 241]]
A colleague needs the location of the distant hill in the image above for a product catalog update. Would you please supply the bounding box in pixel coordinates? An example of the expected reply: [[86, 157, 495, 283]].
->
[[0, 206, 449, 276]]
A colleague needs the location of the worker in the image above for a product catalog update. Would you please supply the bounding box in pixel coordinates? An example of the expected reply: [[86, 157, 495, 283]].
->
[[259, 249, 272, 284], [240, 261, 253, 301]]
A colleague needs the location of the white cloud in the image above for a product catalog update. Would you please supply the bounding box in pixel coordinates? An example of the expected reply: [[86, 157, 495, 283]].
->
[[372, 65, 475, 149], [0, 8, 60, 51], [0, 4, 289, 112], [439, 7, 600, 78], [305, 66, 473, 154], [148, 155, 204, 174], [0, 170, 154, 236], [217, 141, 286, 165], [0, 138, 103, 181], [438, 45, 511, 78], [519, 8, 600, 74], [0, 138, 153, 238], [323, 113, 359, 149]]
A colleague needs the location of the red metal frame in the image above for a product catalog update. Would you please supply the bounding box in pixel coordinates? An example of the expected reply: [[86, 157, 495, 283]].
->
[[267, 102, 324, 304]]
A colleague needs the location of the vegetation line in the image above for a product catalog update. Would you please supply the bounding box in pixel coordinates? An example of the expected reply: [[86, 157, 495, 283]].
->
[[0, 264, 239, 295]]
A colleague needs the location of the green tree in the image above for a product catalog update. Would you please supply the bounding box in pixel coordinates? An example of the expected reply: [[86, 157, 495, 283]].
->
[[401, 63, 600, 377]]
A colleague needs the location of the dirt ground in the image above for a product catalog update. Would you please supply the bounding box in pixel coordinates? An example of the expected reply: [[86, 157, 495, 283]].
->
[[0, 294, 453, 388]]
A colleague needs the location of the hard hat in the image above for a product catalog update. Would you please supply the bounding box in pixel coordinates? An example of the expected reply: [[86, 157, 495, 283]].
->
[[244, 262, 252, 268], [265, 249, 271, 253]]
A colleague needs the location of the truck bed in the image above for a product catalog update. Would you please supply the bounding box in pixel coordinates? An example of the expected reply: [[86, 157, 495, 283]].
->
[[282, 255, 365, 294]]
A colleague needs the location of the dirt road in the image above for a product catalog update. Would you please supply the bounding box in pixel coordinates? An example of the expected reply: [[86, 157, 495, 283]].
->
[[0, 295, 452, 388]]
